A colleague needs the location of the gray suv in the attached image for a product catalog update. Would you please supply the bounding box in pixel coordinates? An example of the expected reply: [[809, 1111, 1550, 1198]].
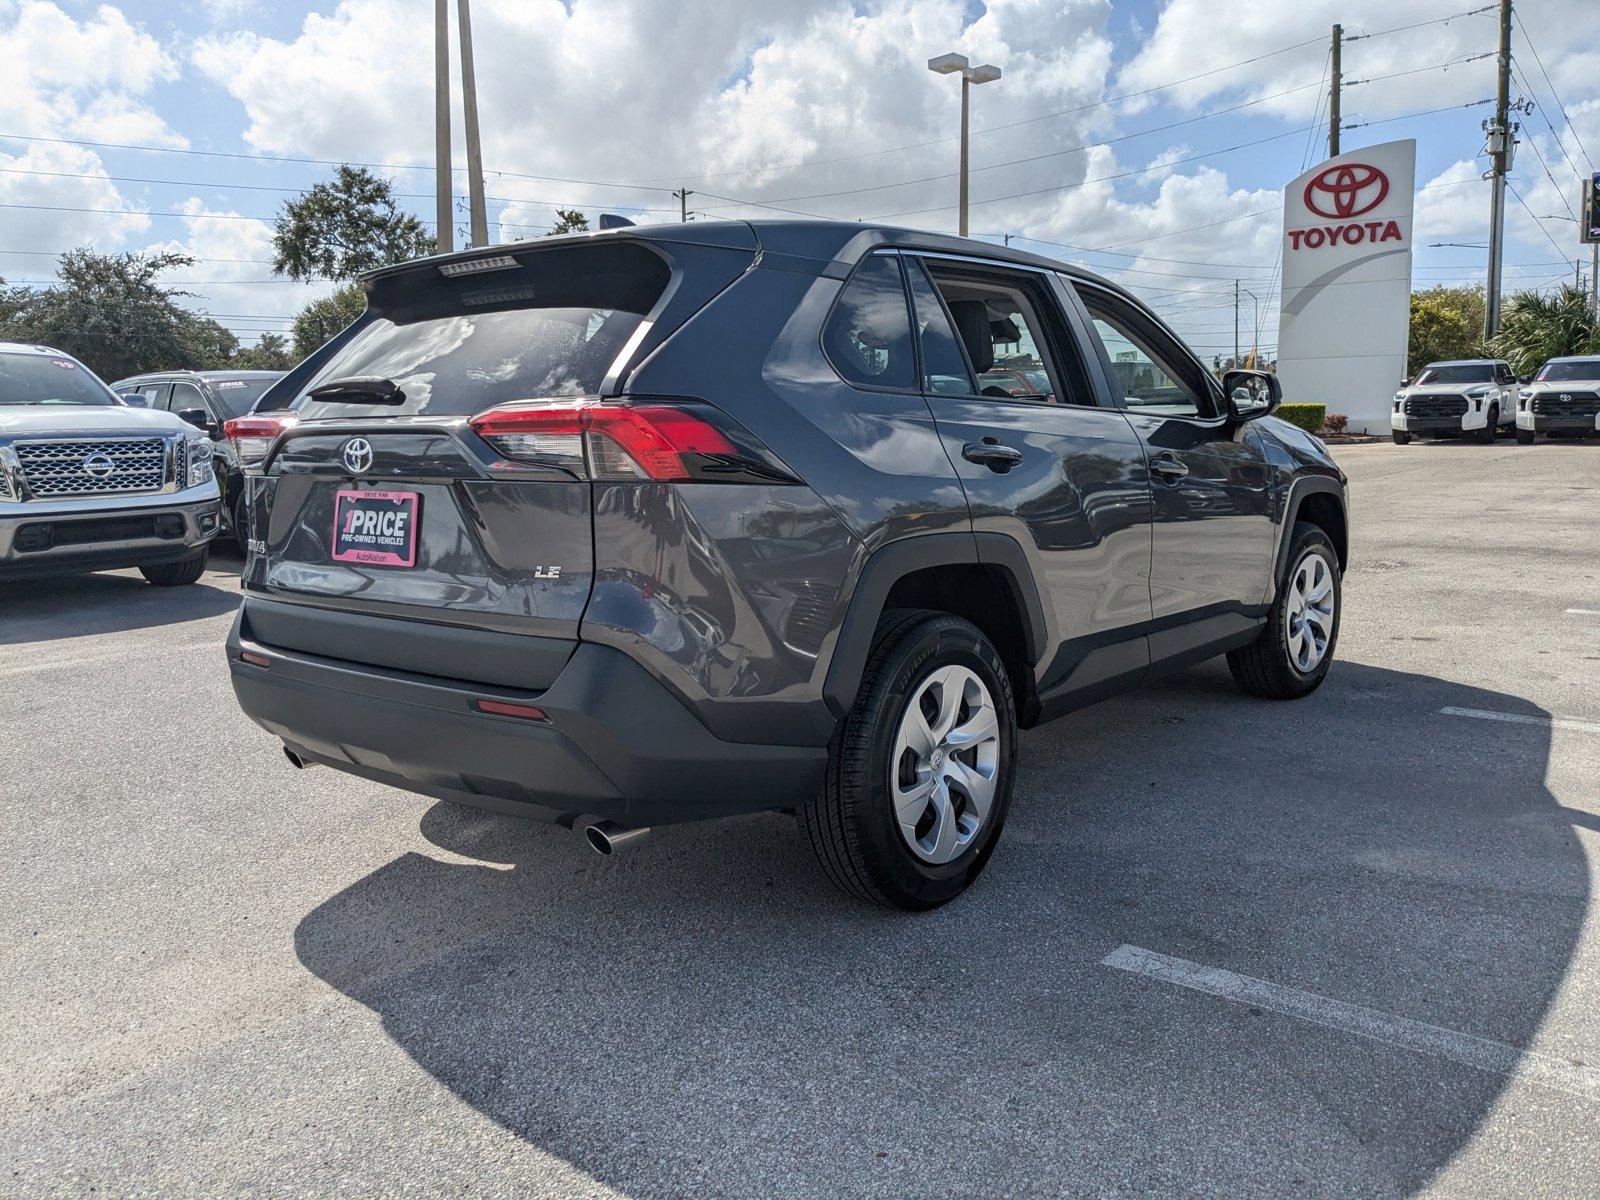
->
[[227, 222, 1348, 909]]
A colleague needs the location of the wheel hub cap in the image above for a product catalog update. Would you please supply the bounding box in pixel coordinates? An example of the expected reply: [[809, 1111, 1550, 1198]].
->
[[1285, 550, 1335, 673], [890, 665, 1001, 865]]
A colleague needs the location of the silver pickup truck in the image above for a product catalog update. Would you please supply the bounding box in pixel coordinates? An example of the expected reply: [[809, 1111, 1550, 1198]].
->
[[1, 342, 221, 585]]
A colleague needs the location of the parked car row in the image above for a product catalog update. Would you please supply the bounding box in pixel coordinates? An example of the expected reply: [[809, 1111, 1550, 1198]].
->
[[1391, 356, 1600, 445]]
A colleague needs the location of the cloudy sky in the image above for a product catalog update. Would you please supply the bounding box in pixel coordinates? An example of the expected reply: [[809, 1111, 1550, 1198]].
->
[[2, 0, 1596, 359]]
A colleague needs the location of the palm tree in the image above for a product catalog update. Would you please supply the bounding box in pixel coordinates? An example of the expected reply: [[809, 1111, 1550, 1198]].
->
[[1489, 284, 1600, 376]]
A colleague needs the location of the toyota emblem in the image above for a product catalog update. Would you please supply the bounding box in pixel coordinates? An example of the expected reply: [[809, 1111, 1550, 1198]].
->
[[341, 438, 374, 475], [81, 452, 115, 479], [1303, 162, 1390, 220]]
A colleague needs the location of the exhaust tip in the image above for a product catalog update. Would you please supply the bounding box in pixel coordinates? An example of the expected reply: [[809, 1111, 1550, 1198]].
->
[[283, 745, 313, 770], [580, 819, 650, 856]]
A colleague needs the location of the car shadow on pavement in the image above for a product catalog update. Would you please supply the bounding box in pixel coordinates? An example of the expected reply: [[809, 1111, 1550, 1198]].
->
[[0, 557, 240, 644], [293, 660, 1591, 1196]]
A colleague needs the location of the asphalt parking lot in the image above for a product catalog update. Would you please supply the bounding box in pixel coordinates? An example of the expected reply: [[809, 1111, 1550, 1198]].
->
[[4, 440, 1598, 1197]]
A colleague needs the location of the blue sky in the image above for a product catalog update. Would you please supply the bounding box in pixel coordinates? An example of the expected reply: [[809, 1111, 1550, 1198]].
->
[[2, 0, 1595, 357]]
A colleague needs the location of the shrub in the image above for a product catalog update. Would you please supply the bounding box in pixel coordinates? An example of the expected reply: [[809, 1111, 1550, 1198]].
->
[[1323, 413, 1349, 435], [1276, 402, 1326, 434]]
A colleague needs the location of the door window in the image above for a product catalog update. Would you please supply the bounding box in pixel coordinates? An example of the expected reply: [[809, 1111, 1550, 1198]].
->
[[905, 260, 975, 396], [1078, 291, 1213, 418], [822, 254, 916, 391], [923, 264, 1077, 404], [169, 382, 214, 424]]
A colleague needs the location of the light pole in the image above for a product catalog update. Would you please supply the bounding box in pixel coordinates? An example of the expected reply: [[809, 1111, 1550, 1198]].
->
[[928, 53, 1002, 238]]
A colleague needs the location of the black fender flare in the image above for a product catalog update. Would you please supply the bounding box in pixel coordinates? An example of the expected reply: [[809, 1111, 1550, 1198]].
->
[[1274, 474, 1347, 584], [821, 531, 1049, 719]]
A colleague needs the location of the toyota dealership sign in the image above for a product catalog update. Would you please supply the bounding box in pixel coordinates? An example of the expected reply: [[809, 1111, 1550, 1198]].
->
[[1276, 139, 1416, 434]]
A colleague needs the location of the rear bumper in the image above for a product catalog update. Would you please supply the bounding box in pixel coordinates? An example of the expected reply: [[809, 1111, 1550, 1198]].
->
[[0, 492, 219, 579], [226, 605, 826, 827]]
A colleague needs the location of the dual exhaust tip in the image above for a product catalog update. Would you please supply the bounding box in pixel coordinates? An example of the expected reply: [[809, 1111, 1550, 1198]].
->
[[280, 744, 649, 856]]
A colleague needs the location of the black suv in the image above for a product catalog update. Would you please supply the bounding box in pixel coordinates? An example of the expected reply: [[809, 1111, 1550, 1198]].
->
[[112, 370, 285, 549], [227, 222, 1347, 909]]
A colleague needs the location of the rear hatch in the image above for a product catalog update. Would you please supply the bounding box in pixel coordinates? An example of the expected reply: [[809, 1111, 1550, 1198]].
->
[[241, 231, 758, 691]]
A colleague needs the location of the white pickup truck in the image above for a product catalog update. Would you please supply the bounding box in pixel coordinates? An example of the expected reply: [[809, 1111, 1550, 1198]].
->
[[0, 342, 221, 585], [1515, 355, 1600, 444], [1390, 358, 1521, 445]]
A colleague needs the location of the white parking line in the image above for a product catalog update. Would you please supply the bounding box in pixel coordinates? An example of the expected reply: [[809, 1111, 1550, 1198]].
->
[[1102, 944, 1600, 1099], [1440, 706, 1600, 734], [1568, 609, 1600, 616]]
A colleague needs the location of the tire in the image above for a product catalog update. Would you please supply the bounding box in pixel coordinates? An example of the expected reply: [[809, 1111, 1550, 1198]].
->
[[140, 547, 209, 587], [802, 610, 1017, 911], [1516, 428, 1535, 445], [1227, 523, 1340, 700], [1475, 408, 1497, 443], [1392, 431, 1411, 445], [233, 495, 251, 555]]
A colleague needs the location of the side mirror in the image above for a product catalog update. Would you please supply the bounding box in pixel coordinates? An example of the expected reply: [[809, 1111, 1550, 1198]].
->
[[1221, 369, 1281, 421], [177, 407, 217, 435], [118, 391, 149, 407], [1518, 375, 1532, 385]]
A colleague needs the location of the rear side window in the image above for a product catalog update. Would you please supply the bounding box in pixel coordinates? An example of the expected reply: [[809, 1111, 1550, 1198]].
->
[[291, 241, 671, 420], [905, 260, 975, 395], [823, 255, 915, 391]]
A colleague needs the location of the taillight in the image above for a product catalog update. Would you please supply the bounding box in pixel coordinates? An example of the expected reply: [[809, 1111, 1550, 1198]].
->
[[222, 414, 298, 469], [468, 399, 796, 484]]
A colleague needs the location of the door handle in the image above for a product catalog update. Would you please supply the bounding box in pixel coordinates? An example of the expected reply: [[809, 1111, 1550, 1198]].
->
[[1149, 453, 1189, 481], [962, 440, 1024, 473]]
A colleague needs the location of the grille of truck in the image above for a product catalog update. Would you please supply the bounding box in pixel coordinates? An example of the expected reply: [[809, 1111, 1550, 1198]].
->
[[12, 436, 172, 498], [1404, 395, 1469, 419], [1531, 392, 1600, 419]]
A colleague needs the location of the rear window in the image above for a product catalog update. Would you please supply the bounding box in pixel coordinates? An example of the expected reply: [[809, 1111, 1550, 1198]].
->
[[290, 241, 671, 421], [1535, 359, 1600, 382], [0, 352, 117, 407], [207, 377, 280, 417], [1416, 363, 1492, 385]]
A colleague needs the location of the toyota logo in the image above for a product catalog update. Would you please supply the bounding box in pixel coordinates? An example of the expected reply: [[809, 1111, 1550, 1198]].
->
[[1303, 162, 1390, 220], [81, 452, 115, 479], [341, 438, 374, 475]]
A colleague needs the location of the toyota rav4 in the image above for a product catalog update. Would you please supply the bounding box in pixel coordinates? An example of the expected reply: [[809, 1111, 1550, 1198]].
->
[[1391, 358, 1520, 444], [226, 222, 1348, 909], [1515, 355, 1600, 443]]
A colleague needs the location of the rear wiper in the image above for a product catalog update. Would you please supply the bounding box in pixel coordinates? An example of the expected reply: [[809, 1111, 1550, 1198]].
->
[[306, 376, 406, 405]]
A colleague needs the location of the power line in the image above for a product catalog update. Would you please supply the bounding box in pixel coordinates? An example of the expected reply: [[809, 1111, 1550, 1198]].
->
[[1507, 179, 1577, 264], [1514, 15, 1593, 170], [1344, 4, 1496, 41]]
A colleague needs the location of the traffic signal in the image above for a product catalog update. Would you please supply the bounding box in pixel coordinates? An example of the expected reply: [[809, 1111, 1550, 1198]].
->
[[1584, 173, 1600, 245]]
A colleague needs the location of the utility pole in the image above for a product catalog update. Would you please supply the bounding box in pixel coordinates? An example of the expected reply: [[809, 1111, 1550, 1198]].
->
[[673, 189, 692, 222], [433, 0, 453, 254], [1234, 280, 1241, 365], [1484, 0, 1515, 339], [457, 0, 487, 247], [1328, 24, 1342, 159]]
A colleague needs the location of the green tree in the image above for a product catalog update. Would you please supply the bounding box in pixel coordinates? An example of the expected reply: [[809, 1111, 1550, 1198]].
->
[[1489, 284, 1600, 376], [291, 283, 367, 359], [234, 332, 296, 371], [0, 249, 238, 380], [547, 207, 590, 235], [1408, 285, 1485, 377], [273, 165, 434, 282]]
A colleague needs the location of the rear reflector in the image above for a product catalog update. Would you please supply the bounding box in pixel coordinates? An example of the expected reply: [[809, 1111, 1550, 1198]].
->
[[474, 698, 549, 722], [239, 651, 271, 668]]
